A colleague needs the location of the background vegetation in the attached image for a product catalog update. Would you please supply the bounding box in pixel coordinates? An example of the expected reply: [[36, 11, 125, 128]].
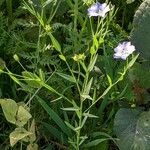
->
[[0, 0, 150, 150]]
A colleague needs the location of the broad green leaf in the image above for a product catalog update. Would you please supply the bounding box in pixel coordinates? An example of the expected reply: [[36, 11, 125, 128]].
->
[[27, 143, 38, 150], [0, 99, 18, 124], [56, 72, 76, 83], [114, 108, 150, 150], [16, 106, 32, 127], [36, 96, 72, 137], [10, 128, 32, 147], [128, 62, 150, 88]]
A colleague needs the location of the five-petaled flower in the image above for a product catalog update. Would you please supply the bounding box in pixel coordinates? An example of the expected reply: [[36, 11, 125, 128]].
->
[[114, 41, 136, 60], [87, 2, 110, 17]]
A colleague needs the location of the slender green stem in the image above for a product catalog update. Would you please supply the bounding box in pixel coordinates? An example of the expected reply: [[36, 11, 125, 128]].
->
[[90, 18, 94, 37], [76, 97, 83, 150], [74, 0, 78, 31], [6, 0, 13, 23], [47, 0, 61, 24], [65, 59, 81, 93]]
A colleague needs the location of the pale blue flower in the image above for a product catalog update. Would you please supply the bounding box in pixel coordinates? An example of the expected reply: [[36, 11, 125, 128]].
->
[[87, 2, 110, 17], [114, 42, 136, 60]]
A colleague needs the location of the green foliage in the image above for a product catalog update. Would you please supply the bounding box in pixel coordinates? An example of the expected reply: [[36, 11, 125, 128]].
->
[[0, 99, 18, 124], [0, 0, 145, 149], [131, 0, 150, 60], [0, 99, 37, 148], [114, 108, 150, 150]]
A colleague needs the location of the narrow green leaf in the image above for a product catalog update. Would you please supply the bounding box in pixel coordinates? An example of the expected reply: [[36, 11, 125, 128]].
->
[[88, 54, 98, 72], [42, 122, 67, 144], [106, 74, 112, 86], [42, 0, 53, 8], [36, 96, 71, 137], [127, 54, 139, 69], [81, 94, 93, 101], [56, 72, 76, 83], [61, 107, 79, 111], [83, 113, 99, 118], [29, 119, 36, 143], [48, 33, 61, 52], [83, 77, 93, 96], [65, 121, 75, 132], [79, 61, 87, 72], [82, 139, 108, 148]]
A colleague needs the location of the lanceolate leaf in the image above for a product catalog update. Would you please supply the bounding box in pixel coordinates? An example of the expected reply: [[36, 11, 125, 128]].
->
[[36, 96, 72, 137], [48, 33, 61, 52], [56, 72, 76, 83]]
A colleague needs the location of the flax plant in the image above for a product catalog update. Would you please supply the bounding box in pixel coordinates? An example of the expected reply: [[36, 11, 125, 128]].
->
[[0, 0, 139, 149]]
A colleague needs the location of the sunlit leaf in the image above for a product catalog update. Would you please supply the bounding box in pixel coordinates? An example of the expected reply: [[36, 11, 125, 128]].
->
[[56, 72, 76, 83], [29, 119, 36, 142], [16, 106, 32, 127], [0, 99, 18, 124], [27, 143, 38, 150], [22, 71, 42, 88], [10, 128, 32, 147], [48, 33, 61, 52]]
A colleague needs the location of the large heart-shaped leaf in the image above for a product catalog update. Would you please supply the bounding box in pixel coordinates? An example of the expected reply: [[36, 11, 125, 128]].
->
[[114, 108, 150, 150]]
